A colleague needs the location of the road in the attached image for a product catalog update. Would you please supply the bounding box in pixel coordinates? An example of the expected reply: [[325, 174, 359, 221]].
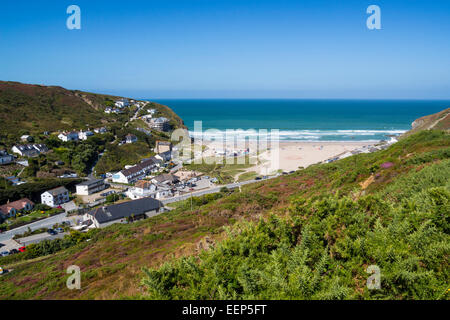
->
[[162, 176, 278, 205], [0, 175, 281, 242], [16, 232, 67, 246], [0, 201, 79, 243]]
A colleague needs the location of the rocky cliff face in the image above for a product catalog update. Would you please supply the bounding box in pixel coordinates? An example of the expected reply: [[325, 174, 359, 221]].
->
[[405, 107, 450, 137]]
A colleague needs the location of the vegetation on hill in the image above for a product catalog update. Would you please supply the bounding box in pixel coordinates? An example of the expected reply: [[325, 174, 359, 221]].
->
[[0, 129, 448, 300]]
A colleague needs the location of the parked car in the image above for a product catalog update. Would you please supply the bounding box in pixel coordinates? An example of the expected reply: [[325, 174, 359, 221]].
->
[[255, 176, 262, 180], [47, 229, 57, 235], [18, 246, 26, 253], [0, 251, 9, 257], [55, 228, 64, 233], [9, 249, 19, 255]]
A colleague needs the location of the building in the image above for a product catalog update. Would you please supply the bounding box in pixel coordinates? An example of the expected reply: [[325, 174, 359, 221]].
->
[[151, 174, 179, 185], [125, 180, 157, 200], [155, 141, 172, 154], [0, 150, 14, 165], [125, 134, 138, 144], [94, 127, 107, 134], [112, 157, 161, 184], [11, 144, 39, 157], [115, 99, 129, 108], [32, 144, 49, 153], [20, 135, 31, 142], [149, 117, 170, 132], [0, 198, 34, 219], [83, 197, 163, 228], [105, 107, 112, 114], [79, 130, 94, 141], [58, 132, 79, 142], [76, 179, 107, 196], [41, 186, 70, 207]]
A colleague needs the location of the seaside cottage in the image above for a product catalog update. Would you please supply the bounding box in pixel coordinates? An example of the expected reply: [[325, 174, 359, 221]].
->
[[41, 186, 70, 207], [112, 157, 160, 184], [125, 134, 138, 144], [11, 144, 40, 157], [58, 131, 79, 142]]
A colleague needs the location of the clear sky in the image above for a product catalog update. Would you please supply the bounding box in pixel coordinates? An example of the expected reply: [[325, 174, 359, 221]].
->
[[0, 0, 449, 99]]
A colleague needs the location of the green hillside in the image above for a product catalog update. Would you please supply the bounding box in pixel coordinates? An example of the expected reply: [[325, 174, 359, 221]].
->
[[0, 128, 448, 300], [0, 81, 184, 141]]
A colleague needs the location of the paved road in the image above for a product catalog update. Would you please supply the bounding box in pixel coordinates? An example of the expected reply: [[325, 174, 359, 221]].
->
[[16, 232, 67, 246], [162, 176, 278, 205], [0, 201, 79, 243]]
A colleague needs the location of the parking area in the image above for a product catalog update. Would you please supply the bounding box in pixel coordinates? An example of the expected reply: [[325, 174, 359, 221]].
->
[[15, 232, 67, 246], [0, 239, 21, 253], [77, 187, 122, 204]]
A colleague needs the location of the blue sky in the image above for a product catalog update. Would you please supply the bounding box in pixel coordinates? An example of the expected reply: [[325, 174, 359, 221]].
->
[[0, 0, 449, 99]]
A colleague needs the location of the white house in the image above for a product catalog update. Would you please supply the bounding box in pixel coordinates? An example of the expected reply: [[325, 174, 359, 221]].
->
[[125, 180, 157, 200], [11, 145, 39, 157], [41, 186, 70, 207], [58, 132, 79, 142], [105, 107, 112, 114], [94, 127, 107, 134], [79, 130, 94, 141], [115, 99, 129, 108], [20, 135, 30, 142], [76, 179, 106, 196], [125, 134, 138, 144]]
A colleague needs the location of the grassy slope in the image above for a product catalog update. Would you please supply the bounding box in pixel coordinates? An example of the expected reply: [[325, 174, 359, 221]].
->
[[0, 129, 448, 299], [0, 81, 184, 141]]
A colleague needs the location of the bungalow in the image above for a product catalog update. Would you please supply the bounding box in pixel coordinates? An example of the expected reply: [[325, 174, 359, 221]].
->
[[11, 144, 39, 157], [0, 198, 34, 219], [112, 157, 160, 184], [83, 197, 163, 228], [125, 134, 138, 144], [58, 132, 79, 142], [41, 186, 70, 207], [151, 174, 179, 185], [78, 130, 94, 141], [0, 150, 14, 165], [104, 107, 112, 114], [76, 179, 106, 196]]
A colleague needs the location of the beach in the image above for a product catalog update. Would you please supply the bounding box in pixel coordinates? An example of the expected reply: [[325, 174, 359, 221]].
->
[[194, 140, 372, 177]]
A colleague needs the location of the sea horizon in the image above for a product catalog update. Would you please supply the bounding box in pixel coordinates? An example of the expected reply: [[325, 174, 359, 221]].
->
[[152, 99, 450, 142]]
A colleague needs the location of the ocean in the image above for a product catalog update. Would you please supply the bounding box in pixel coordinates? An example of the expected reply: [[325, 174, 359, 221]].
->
[[153, 99, 450, 142]]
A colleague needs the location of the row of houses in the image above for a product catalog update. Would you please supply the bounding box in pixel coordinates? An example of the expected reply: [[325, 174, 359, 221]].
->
[[125, 174, 179, 200], [11, 144, 48, 157], [112, 157, 162, 184], [58, 128, 107, 142]]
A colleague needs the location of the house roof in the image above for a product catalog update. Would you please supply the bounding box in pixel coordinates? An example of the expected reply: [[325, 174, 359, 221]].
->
[[87, 197, 163, 224], [134, 180, 153, 189], [45, 186, 69, 196], [76, 179, 104, 187], [153, 174, 178, 184], [0, 198, 34, 213], [120, 157, 159, 177]]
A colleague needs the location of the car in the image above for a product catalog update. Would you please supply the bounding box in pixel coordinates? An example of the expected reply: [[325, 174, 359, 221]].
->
[[282, 171, 288, 175], [47, 229, 57, 235], [0, 251, 9, 257], [262, 176, 268, 179], [9, 249, 19, 255], [18, 246, 26, 253], [289, 171, 295, 174], [55, 228, 64, 233], [255, 176, 262, 180]]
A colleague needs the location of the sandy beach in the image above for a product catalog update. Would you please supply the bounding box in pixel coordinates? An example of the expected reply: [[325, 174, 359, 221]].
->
[[193, 140, 374, 176]]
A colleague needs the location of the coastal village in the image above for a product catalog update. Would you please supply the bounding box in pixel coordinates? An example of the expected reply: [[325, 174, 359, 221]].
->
[[0, 95, 402, 257]]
